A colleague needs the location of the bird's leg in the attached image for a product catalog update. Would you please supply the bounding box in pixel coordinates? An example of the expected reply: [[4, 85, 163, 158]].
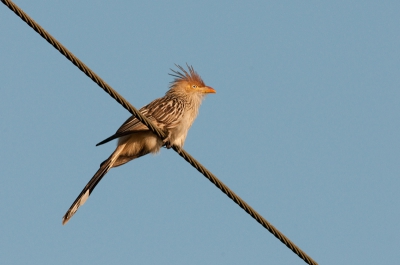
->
[[163, 138, 173, 149], [164, 141, 172, 149], [163, 131, 173, 149]]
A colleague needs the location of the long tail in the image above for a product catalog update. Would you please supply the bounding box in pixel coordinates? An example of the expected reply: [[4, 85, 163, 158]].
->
[[62, 145, 124, 225]]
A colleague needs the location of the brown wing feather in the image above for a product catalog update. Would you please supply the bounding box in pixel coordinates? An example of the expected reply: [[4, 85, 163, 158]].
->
[[96, 96, 185, 146], [144, 96, 186, 130]]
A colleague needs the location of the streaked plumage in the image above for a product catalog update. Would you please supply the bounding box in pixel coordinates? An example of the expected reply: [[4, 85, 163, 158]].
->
[[62, 65, 215, 225]]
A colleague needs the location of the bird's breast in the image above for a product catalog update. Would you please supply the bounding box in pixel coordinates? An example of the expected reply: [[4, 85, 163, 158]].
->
[[169, 110, 197, 148]]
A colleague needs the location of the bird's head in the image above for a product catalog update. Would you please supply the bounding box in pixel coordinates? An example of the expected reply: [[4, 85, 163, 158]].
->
[[168, 64, 216, 97]]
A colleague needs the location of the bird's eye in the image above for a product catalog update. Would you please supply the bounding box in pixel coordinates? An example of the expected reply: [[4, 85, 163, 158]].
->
[[192, 85, 197, 89]]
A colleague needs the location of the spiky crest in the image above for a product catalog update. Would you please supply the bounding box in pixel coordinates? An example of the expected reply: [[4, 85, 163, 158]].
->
[[169, 64, 205, 88]]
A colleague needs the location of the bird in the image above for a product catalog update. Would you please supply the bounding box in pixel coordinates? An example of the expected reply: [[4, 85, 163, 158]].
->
[[62, 64, 216, 225]]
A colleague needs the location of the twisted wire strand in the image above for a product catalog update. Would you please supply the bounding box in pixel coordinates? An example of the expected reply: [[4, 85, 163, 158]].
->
[[1, 1, 318, 264]]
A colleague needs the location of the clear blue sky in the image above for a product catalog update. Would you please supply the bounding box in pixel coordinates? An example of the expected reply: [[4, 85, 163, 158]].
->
[[1, 1, 399, 264]]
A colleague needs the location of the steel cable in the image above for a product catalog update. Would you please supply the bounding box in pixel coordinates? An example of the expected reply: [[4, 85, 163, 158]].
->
[[1, 1, 318, 264]]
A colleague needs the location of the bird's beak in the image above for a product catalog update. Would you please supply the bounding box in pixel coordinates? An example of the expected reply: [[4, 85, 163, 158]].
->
[[202, 86, 216, 94]]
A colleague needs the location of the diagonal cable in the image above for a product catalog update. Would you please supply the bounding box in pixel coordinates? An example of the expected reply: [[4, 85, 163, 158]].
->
[[1, 1, 318, 264]]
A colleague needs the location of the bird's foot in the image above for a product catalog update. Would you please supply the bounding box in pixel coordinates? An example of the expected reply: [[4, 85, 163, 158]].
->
[[163, 139, 173, 149]]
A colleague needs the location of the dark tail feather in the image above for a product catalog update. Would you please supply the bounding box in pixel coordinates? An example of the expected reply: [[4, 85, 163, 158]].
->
[[96, 134, 118, 146], [62, 158, 113, 225], [96, 131, 138, 146]]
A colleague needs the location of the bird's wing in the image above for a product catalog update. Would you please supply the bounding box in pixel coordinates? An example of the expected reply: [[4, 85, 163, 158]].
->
[[96, 106, 155, 146], [114, 105, 156, 133], [96, 96, 185, 146], [144, 96, 186, 131]]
